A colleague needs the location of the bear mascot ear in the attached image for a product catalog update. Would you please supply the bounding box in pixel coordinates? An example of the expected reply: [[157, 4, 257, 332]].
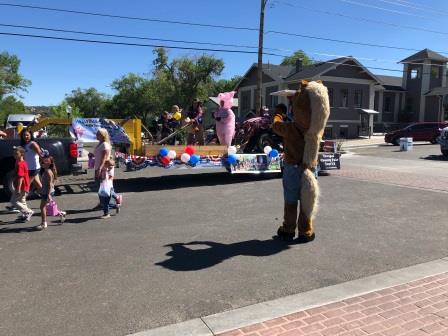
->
[[300, 80, 309, 88]]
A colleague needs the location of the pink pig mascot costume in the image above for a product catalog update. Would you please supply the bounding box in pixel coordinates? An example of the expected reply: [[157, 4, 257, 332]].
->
[[214, 91, 236, 147]]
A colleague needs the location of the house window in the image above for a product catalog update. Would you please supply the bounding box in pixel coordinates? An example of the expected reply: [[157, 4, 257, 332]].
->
[[354, 90, 363, 108], [405, 98, 413, 111], [339, 125, 348, 138], [265, 86, 279, 109], [410, 68, 420, 79], [328, 88, 334, 107], [340, 89, 348, 108], [324, 126, 333, 139], [241, 91, 251, 113], [431, 66, 440, 79], [384, 97, 393, 113]]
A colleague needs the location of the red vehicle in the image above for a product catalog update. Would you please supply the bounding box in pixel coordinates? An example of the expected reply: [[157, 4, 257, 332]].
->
[[385, 122, 448, 145]]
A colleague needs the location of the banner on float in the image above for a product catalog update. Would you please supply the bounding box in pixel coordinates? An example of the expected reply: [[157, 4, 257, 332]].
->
[[230, 154, 282, 174], [71, 118, 130, 144]]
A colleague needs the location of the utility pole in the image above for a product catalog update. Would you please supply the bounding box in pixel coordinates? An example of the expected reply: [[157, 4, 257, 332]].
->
[[256, 0, 268, 115]]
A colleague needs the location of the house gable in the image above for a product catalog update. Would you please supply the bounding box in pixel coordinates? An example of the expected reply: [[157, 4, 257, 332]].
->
[[236, 65, 281, 89], [323, 60, 377, 81]]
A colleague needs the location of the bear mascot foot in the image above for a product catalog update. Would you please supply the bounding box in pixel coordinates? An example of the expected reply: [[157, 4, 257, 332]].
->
[[275, 227, 295, 242], [296, 232, 316, 244]]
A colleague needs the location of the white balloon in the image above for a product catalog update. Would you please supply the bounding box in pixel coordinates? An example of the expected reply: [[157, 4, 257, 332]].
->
[[168, 150, 177, 159], [181, 153, 191, 163], [263, 146, 272, 155], [227, 146, 237, 155]]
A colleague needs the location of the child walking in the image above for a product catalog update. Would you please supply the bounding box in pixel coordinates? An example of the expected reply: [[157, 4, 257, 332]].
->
[[98, 159, 122, 219], [12, 147, 34, 221], [37, 155, 64, 231]]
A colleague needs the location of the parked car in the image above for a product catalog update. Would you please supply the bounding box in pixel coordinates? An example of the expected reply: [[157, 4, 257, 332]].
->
[[384, 122, 448, 145], [0, 138, 81, 197]]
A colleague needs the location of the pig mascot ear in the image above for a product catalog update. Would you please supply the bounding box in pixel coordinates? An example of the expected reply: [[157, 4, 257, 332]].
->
[[218, 91, 236, 109]]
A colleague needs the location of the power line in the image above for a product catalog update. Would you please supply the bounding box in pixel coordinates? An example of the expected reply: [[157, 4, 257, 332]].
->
[[2, 1, 448, 54], [0, 2, 258, 32], [338, 0, 431, 19], [2, 22, 445, 70], [287, 4, 448, 37], [3, 21, 447, 70], [2, 30, 443, 76], [0, 22, 279, 51], [266, 30, 448, 55], [390, 0, 448, 16], [0, 31, 287, 57]]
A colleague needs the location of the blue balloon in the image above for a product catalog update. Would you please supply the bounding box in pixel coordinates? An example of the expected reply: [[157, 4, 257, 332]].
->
[[189, 154, 200, 165], [228, 154, 238, 165], [159, 147, 169, 157], [269, 149, 279, 158]]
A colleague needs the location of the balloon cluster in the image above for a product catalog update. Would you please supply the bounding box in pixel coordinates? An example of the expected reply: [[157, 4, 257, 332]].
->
[[181, 146, 200, 166], [263, 146, 279, 159], [227, 146, 238, 165], [158, 147, 176, 166]]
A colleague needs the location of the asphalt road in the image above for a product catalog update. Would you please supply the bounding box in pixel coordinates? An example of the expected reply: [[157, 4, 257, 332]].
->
[[1, 146, 447, 336]]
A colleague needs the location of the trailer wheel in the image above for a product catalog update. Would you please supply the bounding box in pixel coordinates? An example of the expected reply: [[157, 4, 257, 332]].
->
[[442, 149, 448, 158]]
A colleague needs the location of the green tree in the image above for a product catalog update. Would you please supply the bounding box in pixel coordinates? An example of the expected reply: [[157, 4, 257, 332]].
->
[[48, 101, 82, 137], [280, 50, 314, 66], [0, 95, 26, 124], [0, 52, 31, 99], [152, 48, 224, 107], [65, 88, 110, 117], [109, 73, 163, 125], [212, 76, 242, 96]]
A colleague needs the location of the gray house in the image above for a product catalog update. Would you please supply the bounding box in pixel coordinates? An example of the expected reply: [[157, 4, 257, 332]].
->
[[235, 49, 448, 138]]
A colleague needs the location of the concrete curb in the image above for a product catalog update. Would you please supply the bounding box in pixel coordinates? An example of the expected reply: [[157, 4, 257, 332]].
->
[[127, 258, 448, 336]]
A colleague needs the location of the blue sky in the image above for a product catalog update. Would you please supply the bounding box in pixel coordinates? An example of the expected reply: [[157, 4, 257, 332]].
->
[[1, 0, 448, 105]]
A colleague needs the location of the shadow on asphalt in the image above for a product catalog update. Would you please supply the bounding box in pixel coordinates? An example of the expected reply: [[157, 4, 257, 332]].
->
[[0, 173, 278, 201], [156, 239, 290, 271], [421, 155, 448, 161], [0, 225, 38, 234], [61, 173, 278, 195]]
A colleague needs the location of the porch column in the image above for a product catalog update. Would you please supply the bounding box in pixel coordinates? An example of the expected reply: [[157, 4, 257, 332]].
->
[[377, 90, 384, 123], [394, 92, 400, 122], [369, 84, 375, 109]]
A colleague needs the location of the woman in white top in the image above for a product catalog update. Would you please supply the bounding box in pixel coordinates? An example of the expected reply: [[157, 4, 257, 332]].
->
[[93, 128, 111, 209], [20, 129, 43, 190], [94, 128, 111, 181]]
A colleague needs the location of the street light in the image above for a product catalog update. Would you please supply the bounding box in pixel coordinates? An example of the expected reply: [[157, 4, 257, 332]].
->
[[66, 105, 73, 119]]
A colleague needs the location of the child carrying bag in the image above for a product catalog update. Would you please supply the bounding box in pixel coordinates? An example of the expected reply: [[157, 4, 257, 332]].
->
[[46, 200, 66, 223], [98, 178, 112, 197]]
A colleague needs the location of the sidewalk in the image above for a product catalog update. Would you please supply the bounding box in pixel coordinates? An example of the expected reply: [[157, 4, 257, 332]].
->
[[342, 135, 386, 149], [218, 273, 448, 336], [131, 259, 448, 336]]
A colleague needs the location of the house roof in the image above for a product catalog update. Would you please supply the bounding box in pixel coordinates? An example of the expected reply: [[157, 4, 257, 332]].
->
[[285, 57, 348, 81], [284, 57, 381, 83], [260, 63, 294, 81], [376, 75, 405, 91], [399, 49, 448, 63], [425, 87, 448, 96], [233, 63, 293, 91]]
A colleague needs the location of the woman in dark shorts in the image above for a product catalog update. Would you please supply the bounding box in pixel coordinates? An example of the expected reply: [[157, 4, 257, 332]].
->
[[20, 129, 43, 191]]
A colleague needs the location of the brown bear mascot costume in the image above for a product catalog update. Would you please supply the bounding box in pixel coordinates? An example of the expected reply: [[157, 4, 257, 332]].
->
[[272, 80, 330, 243]]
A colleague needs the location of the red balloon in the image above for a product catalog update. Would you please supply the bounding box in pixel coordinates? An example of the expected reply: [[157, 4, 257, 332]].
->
[[184, 146, 195, 155], [160, 156, 171, 165]]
